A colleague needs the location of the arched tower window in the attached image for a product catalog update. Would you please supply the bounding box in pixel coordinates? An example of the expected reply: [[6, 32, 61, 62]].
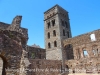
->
[[63, 29, 65, 36], [52, 19, 55, 26], [54, 41, 57, 47], [47, 22, 51, 29], [47, 32, 50, 39], [48, 42, 51, 48], [53, 30, 56, 36]]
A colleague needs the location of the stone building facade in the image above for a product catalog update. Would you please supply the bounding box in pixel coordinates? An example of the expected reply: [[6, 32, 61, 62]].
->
[[0, 4, 100, 75], [63, 29, 100, 74]]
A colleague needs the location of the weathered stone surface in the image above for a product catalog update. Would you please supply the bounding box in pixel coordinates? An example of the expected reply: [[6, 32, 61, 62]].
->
[[26, 59, 62, 75], [0, 30, 27, 75], [0, 16, 28, 40], [27, 46, 46, 59], [63, 29, 100, 74]]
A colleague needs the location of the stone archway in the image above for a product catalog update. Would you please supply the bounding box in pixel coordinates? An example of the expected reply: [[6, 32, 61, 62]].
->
[[0, 54, 8, 75]]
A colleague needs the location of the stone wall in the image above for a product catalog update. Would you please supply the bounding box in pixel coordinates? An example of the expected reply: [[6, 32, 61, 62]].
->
[[27, 46, 46, 59], [63, 29, 100, 74], [69, 73, 100, 75], [26, 59, 62, 75], [0, 29, 27, 75], [0, 16, 28, 40], [0, 22, 9, 30]]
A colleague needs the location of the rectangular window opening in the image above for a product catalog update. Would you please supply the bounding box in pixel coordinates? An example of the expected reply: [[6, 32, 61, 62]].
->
[[83, 50, 88, 57], [90, 34, 96, 41]]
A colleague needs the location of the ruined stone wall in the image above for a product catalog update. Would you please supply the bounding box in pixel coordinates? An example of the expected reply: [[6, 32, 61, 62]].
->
[[0, 29, 27, 75], [63, 29, 100, 74], [27, 46, 46, 59], [26, 59, 62, 75], [0, 18, 28, 40]]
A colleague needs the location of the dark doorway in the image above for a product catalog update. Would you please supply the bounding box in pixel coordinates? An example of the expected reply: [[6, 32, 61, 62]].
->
[[65, 44, 74, 60], [0, 55, 8, 75]]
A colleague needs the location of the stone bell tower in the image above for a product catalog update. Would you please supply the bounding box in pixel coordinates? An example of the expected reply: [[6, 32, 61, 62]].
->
[[44, 4, 72, 60]]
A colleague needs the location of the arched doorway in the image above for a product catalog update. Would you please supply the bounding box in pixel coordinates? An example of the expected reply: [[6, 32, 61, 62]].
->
[[0, 54, 8, 75]]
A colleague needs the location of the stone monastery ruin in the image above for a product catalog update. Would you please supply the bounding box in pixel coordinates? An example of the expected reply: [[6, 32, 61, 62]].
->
[[0, 4, 100, 75]]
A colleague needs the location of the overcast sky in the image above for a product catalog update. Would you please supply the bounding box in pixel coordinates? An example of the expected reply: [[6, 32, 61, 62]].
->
[[0, 0, 100, 48]]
